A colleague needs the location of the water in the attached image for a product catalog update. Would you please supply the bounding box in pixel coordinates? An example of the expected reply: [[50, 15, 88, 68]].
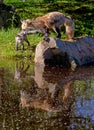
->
[[0, 59, 94, 130]]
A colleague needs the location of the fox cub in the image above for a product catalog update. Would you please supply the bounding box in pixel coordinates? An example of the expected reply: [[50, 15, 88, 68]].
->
[[15, 30, 30, 51], [21, 11, 75, 40]]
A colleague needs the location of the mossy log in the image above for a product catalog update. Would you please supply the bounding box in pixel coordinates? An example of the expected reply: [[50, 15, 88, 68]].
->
[[34, 36, 94, 70]]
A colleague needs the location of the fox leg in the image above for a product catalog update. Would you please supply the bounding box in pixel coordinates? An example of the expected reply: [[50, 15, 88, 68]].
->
[[43, 27, 49, 37], [21, 42, 24, 50], [24, 36, 30, 46], [53, 27, 61, 38], [15, 42, 19, 51], [56, 28, 61, 38], [43, 27, 50, 42]]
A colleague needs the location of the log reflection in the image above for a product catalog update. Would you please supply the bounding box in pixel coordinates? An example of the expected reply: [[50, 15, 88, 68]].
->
[[20, 64, 94, 113], [20, 65, 74, 112]]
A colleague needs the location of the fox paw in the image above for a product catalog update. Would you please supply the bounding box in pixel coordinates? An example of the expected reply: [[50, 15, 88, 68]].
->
[[43, 37, 50, 42]]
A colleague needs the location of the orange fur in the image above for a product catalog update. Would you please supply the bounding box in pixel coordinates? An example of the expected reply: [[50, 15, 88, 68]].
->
[[21, 11, 75, 40]]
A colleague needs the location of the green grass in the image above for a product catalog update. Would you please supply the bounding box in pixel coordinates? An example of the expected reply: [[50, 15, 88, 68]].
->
[[0, 0, 94, 59], [0, 27, 43, 59]]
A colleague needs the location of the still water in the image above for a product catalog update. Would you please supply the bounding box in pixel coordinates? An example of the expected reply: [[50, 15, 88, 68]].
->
[[0, 59, 94, 130]]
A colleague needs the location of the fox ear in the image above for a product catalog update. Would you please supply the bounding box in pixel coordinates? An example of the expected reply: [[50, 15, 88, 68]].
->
[[21, 20, 26, 23], [21, 20, 23, 23]]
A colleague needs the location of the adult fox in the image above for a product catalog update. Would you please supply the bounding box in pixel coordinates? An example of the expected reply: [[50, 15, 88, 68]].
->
[[21, 11, 75, 40]]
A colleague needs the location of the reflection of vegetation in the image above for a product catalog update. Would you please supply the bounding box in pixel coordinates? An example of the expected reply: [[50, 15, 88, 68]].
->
[[73, 78, 94, 98], [70, 78, 94, 130], [0, 60, 34, 97]]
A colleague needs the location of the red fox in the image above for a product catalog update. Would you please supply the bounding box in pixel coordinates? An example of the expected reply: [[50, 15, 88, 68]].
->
[[21, 11, 75, 40]]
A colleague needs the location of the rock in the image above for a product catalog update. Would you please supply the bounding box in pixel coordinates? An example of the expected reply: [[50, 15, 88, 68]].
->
[[34, 36, 94, 70]]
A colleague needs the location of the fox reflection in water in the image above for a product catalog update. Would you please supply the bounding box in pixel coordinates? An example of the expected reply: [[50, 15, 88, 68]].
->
[[63, 81, 73, 101], [20, 65, 74, 112], [14, 62, 30, 82], [20, 83, 73, 112]]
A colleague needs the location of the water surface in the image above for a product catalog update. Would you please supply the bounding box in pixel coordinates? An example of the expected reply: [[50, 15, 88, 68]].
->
[[0, 59, 94, 130]]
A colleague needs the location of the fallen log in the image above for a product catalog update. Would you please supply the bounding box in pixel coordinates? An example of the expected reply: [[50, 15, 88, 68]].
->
[[34, 36, 94, 70]]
